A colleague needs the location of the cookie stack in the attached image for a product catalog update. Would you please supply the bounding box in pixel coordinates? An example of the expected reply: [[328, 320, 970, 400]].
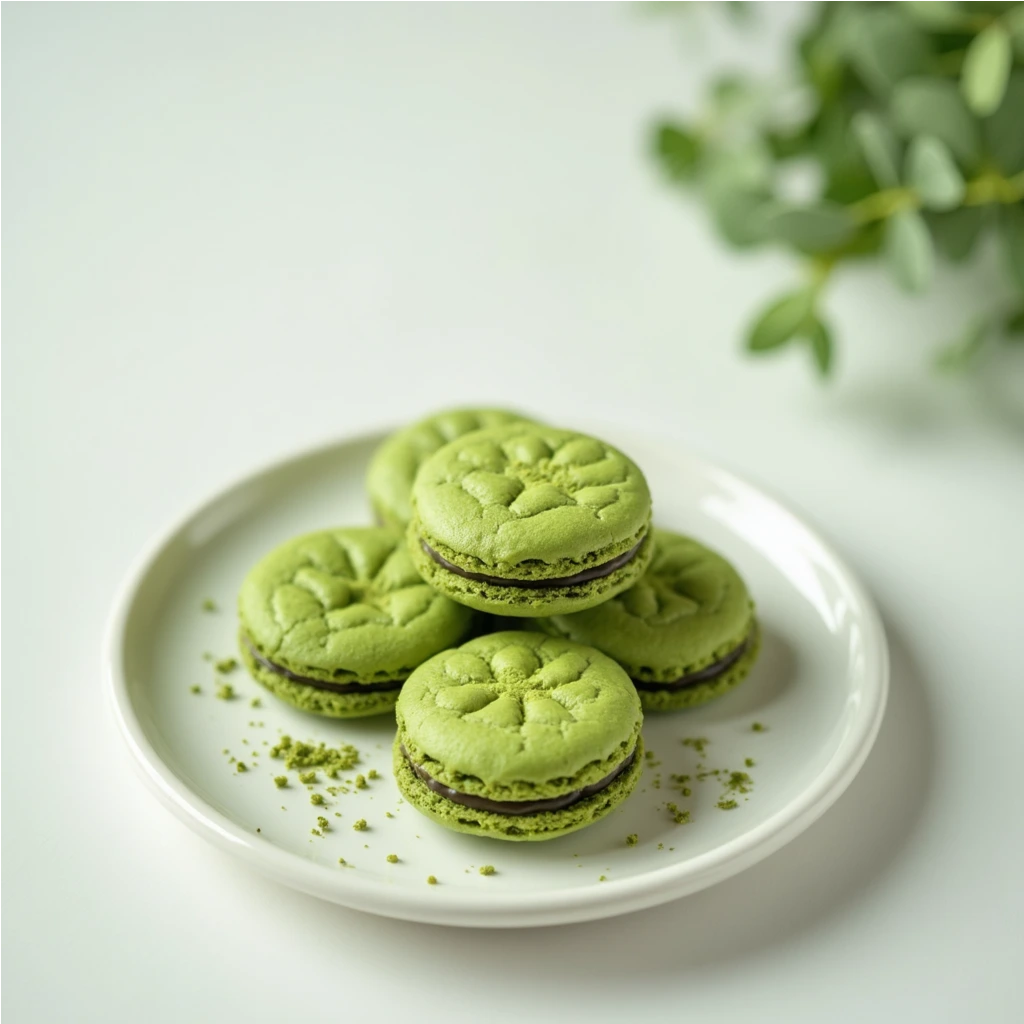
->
[[237, 408, 759, 841]]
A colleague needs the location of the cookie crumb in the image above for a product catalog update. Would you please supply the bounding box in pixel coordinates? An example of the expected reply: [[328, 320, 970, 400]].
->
[[717, 799, 738, 810], [214, 657, 238, 674], [478, 865, 496, 876], [310, 793, 324, 806], [298, 771, 317, 784], [256, 827, 261, 833], [189, 684, 202, 695], [355, 774, 367, 789], [201, 598, 218, 613], [427, 875, 438, 885], [385, 811, 394, 818], [353, 819, 368, 831], [251, 698, 262, 709], [273, 775, 288, 788], [751, 722, 767, 732], [338, 857, 348, 867], [317, 816, 330, 831], [681, 737, 709, 756], [368, 769, 379, 780], [386, 854, 399, 864], [673, 810, 691, 824], [215, 683, 234, 700], [598, 875, 607, 882], [626, 834, 638, 846]]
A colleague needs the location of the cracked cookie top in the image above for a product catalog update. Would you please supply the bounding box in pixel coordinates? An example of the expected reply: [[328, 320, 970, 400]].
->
[[411, 424, 652, 568], [397, 631, 642, 785], [238, 527, 474, 682]]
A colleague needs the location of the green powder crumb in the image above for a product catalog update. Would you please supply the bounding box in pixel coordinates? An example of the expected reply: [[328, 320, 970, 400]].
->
[[598, 875, 607, 882], [368, 769, 379, 780], [201, 598, 218, 613], [298, 771, 317, 784], [317, 816, 329, 831], [682, 737, 710, 756], [214, 657, 238, 674], [251, 698, 262, 709], [338, 858, 348, 867], [355, 774, 367, 789], [353, 819, 368, 831], [215, 684, 234, 700], [189, 684, 202, 695], [202, 652, 214, 662], [221, 748, 229, 755], [725, 771, 753, 794], [478, 865, 496, 876], [385, 811, 394, 818], [745, 757, 756, 767], [310, 793, 324, 806], [270, 735, 359, 775], [386, 854, 399, 864], [427, 875, 438, 885], [236, 762, 248, 773], [626, 834, 638, 846], [717, 799, 738, 810], [241, 739, 248, 745], [273, 775, 288, 788], [751, 722, 767, 732], [311, 829, 322, 837], [657, 843, 664, 850]]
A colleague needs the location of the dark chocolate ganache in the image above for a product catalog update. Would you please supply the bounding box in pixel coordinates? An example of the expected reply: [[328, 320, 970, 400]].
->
[[632, 631, 753, 692], [244, 637, 405, 694]]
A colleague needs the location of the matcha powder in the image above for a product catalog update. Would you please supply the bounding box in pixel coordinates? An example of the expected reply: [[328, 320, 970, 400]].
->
[[269, 735, 360, 777]]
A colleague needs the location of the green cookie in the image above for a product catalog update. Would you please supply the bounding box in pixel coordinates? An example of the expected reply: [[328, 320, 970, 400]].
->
[[238, 527, 475, 718], [409, 423, 653, 616], [366, 408, 532, 530], [394, 631, 643, 841], [536, 530, 759, 712]]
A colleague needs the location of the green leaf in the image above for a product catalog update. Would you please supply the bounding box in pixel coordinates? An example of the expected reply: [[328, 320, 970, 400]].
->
[[747, 291, 815, 352], [927, 206, 988, 262], [983, 71, 1024, 175], [1001, 204, 1024, 293], [890, 77, 979, 166], [845, 8, 932, 97], [755, 202, 855, 252], [1004, 307, 1024, 336], [653, 124, 701, 181], [1007, 6, 1024, 60], [904, 2, 966, 29], [961, 24, 1013, 117], [905, 136, 965, 210], [852, 112, 901, 187], [934, 318, 989, 371], [803, 318, 834, 376], [887, 210, 935, 292]]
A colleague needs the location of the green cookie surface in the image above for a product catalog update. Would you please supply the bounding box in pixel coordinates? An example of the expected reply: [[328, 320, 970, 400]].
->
[[240, 632, 402, 718], [409, 524, 653, 616], [393, 735, 643, 841], [396, 632, 642, 798], [238, 527, 475, 716], [535, 530, 758, 710], [411, 423, 652, 570], [366, 408, 531, 530]]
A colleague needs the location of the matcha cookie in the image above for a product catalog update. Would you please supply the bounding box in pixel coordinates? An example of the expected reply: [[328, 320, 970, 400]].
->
[[409, 423, 653, 616], [536, 530, 759, 711], [394, 631, 643, 841], [238, 527, 475, 717], [366, 408, 532, 530]]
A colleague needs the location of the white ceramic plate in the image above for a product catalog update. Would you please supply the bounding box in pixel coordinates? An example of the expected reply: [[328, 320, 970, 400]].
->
[[106, 425, 888, 928]]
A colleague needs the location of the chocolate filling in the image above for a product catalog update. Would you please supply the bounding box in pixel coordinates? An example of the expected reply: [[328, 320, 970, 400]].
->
[[632, 632, 752, 692], [243, 637, 405, 694], [400, 744, 637, 815], [421, 537, 644, 590]]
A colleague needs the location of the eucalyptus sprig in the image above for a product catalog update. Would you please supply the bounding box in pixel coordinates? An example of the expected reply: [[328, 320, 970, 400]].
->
[[651, 1, 1024, 376]]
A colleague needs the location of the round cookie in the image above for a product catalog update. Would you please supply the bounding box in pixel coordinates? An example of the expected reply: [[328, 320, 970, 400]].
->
[[394, 631, 643, 841], [238, 527, 475, 717], [408, 423, 653, 616], [535, 530, 759, 712], [366, 408, 532, 530]]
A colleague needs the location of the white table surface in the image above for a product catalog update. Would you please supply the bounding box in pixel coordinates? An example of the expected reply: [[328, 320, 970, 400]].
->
[[4, 4, 1023, 1022]]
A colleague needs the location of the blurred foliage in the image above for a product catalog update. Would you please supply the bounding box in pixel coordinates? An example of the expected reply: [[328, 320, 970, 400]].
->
[[651, 1, 1024, 376]]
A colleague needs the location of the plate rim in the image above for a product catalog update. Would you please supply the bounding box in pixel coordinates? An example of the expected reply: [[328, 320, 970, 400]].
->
[[104, 425, 889, 928]]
